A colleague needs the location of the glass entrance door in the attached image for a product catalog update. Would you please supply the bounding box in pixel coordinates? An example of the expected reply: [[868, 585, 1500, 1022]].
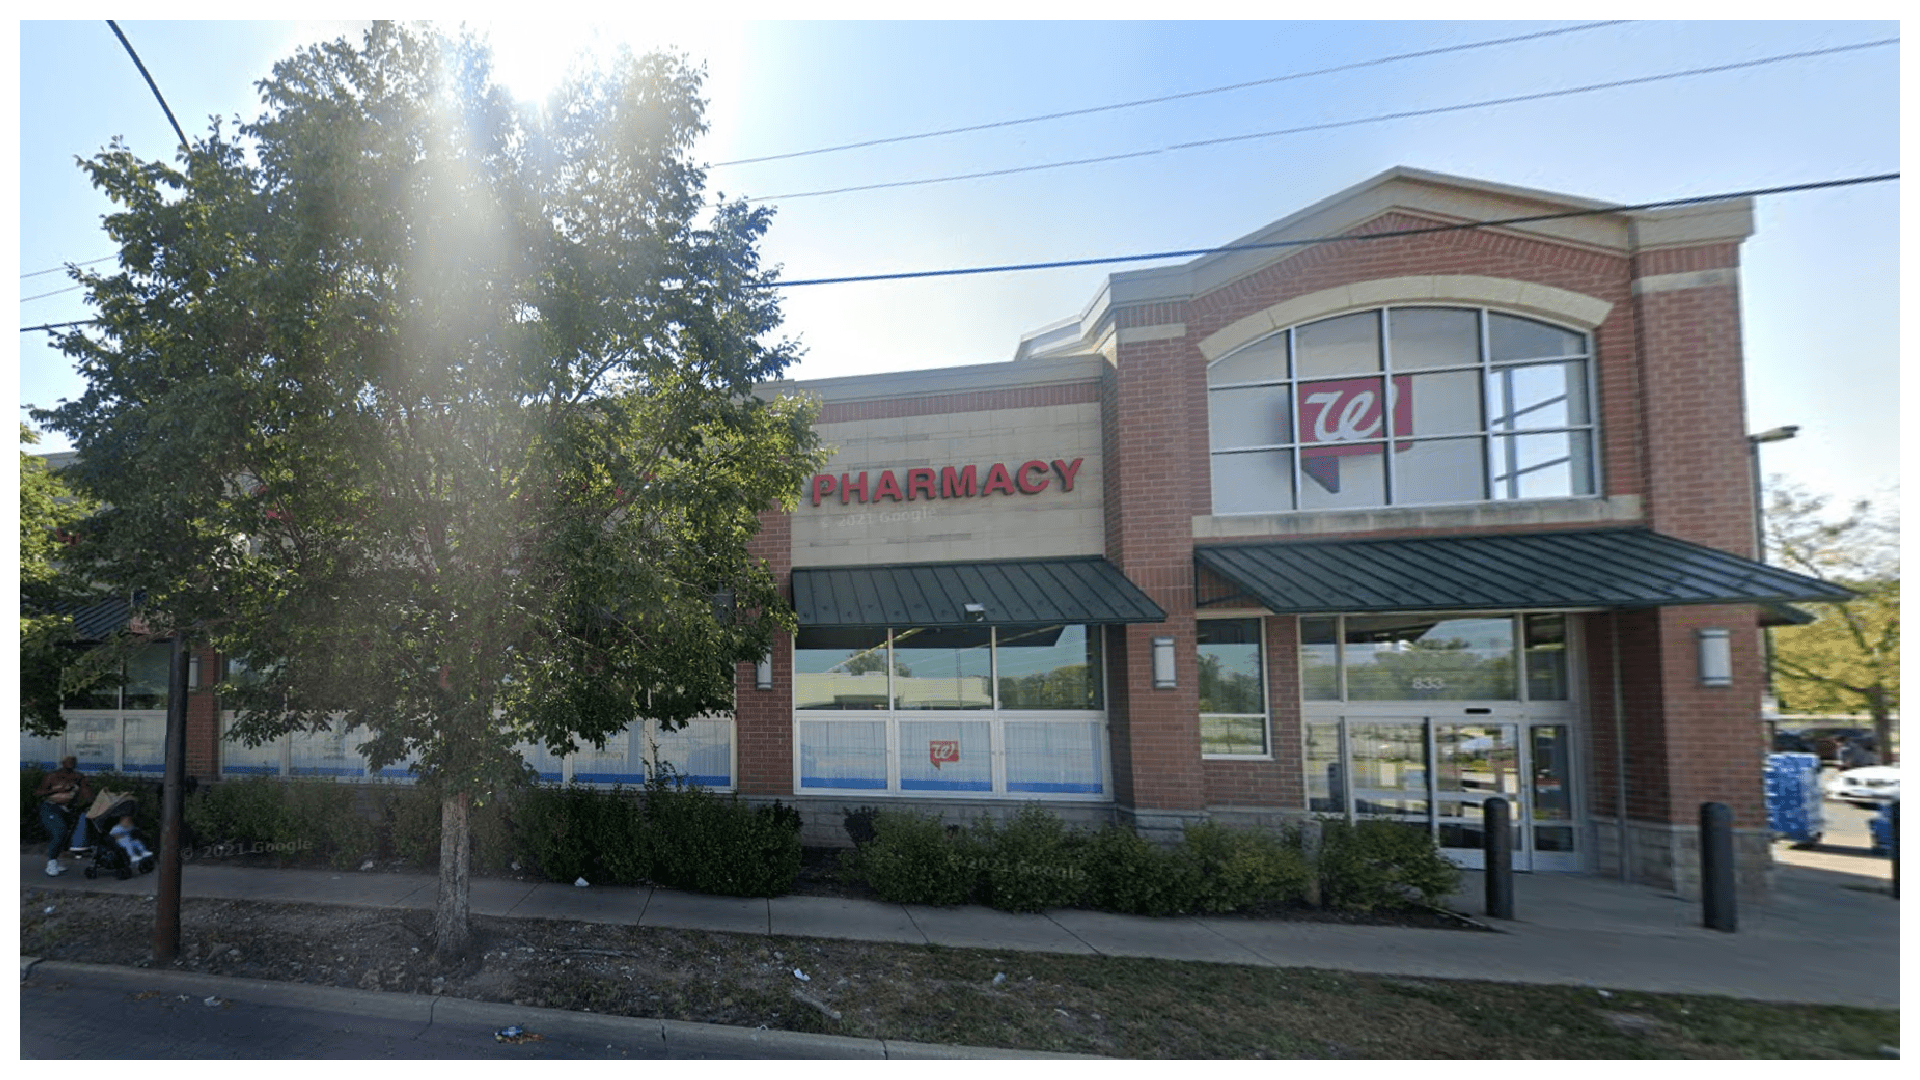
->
[[1434, 722, 1522, 870]]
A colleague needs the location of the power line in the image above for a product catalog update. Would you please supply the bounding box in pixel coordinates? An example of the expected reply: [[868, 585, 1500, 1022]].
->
[[23, 256, 118, 281], [22, 284, 86, 304], [712, 21, 1631, 169], [18, 173, 1898, 328], [107, 20, 190, 154], [764, 173, 1898, 288], [748, 38, 1898, 203]]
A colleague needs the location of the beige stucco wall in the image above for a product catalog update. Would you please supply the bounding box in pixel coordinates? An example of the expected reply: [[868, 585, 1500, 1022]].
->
[[793, 402, 1105, 566]]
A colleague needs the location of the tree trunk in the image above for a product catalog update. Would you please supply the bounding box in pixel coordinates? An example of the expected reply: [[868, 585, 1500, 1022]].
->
[[1868, 687, 1896, 766], [434, 789, 472, 962]]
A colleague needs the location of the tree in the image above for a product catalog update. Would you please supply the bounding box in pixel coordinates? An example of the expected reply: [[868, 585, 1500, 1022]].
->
[[19, 424, 111, 736], [36, 24, 824, 962], [1764, 482, 1899, 763]]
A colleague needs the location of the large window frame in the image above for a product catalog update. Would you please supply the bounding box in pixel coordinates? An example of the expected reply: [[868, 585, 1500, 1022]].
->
[[792, 625, 1112, 801], [1198, 616, 1271, 759], [1207, 306, 1599, 514]]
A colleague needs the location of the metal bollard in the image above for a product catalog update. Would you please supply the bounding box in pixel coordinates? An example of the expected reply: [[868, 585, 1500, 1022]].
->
[[1891, 800, 1900, 901], [1700, 801, 1737, 932], [1483, 796, 1514, 919]]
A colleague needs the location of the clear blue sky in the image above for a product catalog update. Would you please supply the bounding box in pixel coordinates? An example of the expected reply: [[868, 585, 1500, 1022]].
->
[[10, 18, 1902, 513]]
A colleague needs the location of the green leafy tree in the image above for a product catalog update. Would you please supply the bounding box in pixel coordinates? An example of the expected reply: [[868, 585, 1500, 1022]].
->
[[35, 24, 823, 961], [19, 424, 112, 736], [1764, 483, 1899, 763]]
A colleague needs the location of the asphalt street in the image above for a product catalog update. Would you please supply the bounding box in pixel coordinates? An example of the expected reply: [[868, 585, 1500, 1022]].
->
[[20, 964, 754, 1059]]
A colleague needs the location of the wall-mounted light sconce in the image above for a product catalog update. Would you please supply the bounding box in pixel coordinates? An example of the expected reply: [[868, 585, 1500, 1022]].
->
[[1697, 628, 1732, 687], [963, 602, 987, 623], [1152, 636, 1176, 689], [187, 654, 202, 689], [755, 651, 773, 691]]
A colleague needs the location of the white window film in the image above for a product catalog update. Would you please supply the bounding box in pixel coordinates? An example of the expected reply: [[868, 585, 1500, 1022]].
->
[[289, 715, 363, 780], [793, 625, 1109, 799], [1207, 306, 1596, 513], [22, 730, 64, 771], [571, 723, 644, 786], [220, 713, 285, 777], [635, 717, 735, 789], [120, 714, 166, 775]]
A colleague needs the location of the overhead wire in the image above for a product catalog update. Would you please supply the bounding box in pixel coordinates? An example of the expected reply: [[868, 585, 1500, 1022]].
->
[[23, 256, 119, 281], [20, 173, 1896, 326], [711, 20, 1631, 168], [23, 284, 87, 304], [107, 20, 191, 154], [764, 173, 1899, 288], [746, 37, 1899, 203]]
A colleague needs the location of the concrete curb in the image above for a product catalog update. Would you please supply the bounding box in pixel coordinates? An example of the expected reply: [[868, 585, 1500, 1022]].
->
[[24, 960, 1099, 1059]]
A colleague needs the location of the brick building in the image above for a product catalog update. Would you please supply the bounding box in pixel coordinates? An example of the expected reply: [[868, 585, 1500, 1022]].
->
[[28, 167, 1848, 897]]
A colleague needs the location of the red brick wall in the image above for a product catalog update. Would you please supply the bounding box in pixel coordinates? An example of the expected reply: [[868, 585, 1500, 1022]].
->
[[186, 645, 221, 781], [820, 381, 1098, 424], [736, 507, 794, 795]]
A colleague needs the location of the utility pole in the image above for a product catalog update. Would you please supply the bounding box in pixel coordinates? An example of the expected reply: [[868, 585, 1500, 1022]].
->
[[152, 633, 190, 962]]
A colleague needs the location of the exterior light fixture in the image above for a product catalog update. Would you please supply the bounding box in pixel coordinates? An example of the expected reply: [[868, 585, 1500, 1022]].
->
[[755, 651, 773, 691], [1152, 636, 1176, 689], [963, 603, 987, 623], [1697, 629, 1732, 687], [187, 654, 201, 688]]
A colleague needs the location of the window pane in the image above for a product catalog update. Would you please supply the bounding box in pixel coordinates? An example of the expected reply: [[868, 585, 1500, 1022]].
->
[[1343, 615, 1517, 701], [1391, 437, 1486, 506], [794, 628, 892, 710], [1209, 385, 1293, 450], [65, 677, 120, 710], [1298, 442, 1385, 510], [1388, 307, 1480, 370], [1405, 369, 1483, 437], [899, 719, 993, 791], [892, 626, 993, 710], [1300, 616, 1340, 701], [220, 713, 283, 776], [1197, 619, 1263, 714], [1488, 313, 1585, 362], [1211, 450, 1294, 514], [123, 643, 173, 710], [1349, 720, 1429, 818], [798, 720, 888, 790], [1525, 614, 1570, 701], [1490, 432, 1596, 500], [1487, 361, 1589, 431], [996, 624, 1102, 710], [1208, 331, 1288, 385], [290, 716, 362, 778], [1006, 720, 1104, 794], [1294, 311, 1381, 377], [1299, 376, 1391, 446], [641, 717, 735, 788], [1201, 715, 1268, 756], [66, 714, 118, 772], [1306, 720, 1345, 812]]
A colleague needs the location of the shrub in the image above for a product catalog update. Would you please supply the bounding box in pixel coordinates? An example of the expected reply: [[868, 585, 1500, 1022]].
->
[[970, 804, 1089, 912], [279, 780, 376, 869], [848, 809, 978, 905], [185, 774, 292, 848], [384, 784, 519, 872], [1316, 817, 1461, 912], [841, 804, 880, 847], [1174, 821, 1311, 913], [1080, 824, 1191, 916], [641, 778, 800, 897], [511, 782, 625, 884]]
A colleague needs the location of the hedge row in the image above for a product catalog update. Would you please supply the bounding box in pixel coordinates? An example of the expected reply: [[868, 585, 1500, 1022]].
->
[[841, 804, 1460, 915]]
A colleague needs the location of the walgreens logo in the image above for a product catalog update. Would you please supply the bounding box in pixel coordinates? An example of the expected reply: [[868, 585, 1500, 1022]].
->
[[1297, 376, 1413, 457], [809, 458, 1083, 506]]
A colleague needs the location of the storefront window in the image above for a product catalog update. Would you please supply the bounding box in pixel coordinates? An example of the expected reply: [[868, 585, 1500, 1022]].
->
[[891, 626, 992, 710], [794, 628, 892, 711], [996, 624, 1103, 710], [1342, 615, 1516, 701], [1198, 618, 1268, 756], [1524, 613, 1570, 701], [1207, 306, 1595, 513]]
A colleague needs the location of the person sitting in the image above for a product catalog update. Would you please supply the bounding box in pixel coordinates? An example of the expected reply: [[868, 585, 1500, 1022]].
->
[[34, 757, 93, 877], [109, 813, 154, 865]]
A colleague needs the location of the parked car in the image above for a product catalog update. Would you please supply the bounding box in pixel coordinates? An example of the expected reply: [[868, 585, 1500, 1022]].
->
[[1771, 730, 1814, 754], [1792, 727, 1878, 765], [1824, 765, 1900, 808]]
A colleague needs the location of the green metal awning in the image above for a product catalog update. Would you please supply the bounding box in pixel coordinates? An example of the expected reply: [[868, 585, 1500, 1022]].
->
[[1194, 528, 1854, 614], [794, 557, 1166, 628]]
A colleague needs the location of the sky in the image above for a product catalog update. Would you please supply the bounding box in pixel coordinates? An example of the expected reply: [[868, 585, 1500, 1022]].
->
[[8, 15, 1904, 517]]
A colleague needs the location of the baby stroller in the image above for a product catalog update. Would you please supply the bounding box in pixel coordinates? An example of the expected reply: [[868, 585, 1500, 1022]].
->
[[80, 790, 155, 880]]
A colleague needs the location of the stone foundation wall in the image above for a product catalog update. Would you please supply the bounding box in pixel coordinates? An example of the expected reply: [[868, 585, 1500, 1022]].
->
[[1588, 816, 1774, 901]]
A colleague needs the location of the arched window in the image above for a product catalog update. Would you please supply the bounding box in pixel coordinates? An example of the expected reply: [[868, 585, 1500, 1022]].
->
[[1206, 306, 1596, 513]]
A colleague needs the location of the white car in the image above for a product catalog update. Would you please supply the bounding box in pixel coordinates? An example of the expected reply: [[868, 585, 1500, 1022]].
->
[[1825, 765, 1900, 807]]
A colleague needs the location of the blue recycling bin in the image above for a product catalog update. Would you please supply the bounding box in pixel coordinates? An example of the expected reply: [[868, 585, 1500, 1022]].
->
[[1765, 752, 1825, 845]]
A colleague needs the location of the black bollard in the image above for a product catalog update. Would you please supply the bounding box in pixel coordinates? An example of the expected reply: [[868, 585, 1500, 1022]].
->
[[1700, 801, 1737, 932], [1484, 796, 1514, 919], [1891, 800, 1900, 901]]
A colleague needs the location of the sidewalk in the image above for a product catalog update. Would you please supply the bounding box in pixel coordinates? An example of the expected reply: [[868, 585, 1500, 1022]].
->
[[20, 842, 1900, 1009]]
